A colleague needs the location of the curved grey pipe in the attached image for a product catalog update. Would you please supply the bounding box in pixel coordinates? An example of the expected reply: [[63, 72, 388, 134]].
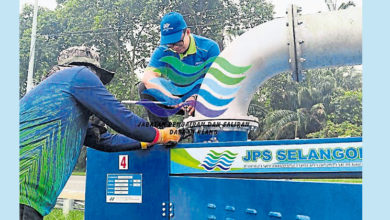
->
[[191, 7, 361, 121]]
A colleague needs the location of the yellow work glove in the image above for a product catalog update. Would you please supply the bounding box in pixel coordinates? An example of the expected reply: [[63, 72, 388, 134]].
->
[[157, 127, 181, 145], [140, 142, 150, 150], [140, 127, 181, 149]]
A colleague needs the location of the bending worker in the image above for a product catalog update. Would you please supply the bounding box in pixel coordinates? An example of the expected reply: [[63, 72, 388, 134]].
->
[[19, 46, 180, 219], [139, 12, 220, 126]]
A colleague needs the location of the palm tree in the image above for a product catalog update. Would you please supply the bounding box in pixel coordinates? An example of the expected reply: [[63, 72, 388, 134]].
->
[[325, 0, 356, 11], [260, 102, 326, 140], [338, 1, 356, 10]]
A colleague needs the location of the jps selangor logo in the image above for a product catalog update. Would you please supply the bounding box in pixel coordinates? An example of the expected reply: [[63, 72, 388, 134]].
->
[[163, 23, 173, 32], [200, 150, 238, 171]]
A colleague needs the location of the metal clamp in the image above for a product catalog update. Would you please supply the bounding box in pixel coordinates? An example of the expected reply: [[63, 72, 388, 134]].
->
[[287, 4, 304, 82]]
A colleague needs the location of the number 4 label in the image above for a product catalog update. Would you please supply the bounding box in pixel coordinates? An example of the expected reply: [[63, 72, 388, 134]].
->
[[119, 155, 128, 170]]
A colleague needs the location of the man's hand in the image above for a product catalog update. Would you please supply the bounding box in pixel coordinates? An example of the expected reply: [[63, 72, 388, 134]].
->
[[142, 127, 181, 149], [157, 127, 181, 145], [169, 95, 182, 109], [184, 95, 197, 116]]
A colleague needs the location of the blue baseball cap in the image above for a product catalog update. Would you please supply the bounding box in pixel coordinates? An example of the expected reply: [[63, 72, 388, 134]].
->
[[160, 12, 187, 45]]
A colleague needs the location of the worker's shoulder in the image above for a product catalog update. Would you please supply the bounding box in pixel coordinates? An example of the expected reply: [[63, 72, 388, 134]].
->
[[42, 66, 86, 83], [71, 66, 102, 86], [49, 65, 101, 87], [53, 66, 91, 77], [153, 45, 174, 55], [150, 46, 176, 64]]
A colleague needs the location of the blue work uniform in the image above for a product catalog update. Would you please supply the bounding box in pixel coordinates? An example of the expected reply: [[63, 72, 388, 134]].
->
[[148, 34, 220, 72], [139, 34, 220, 124], [20, 66, 156, 216]]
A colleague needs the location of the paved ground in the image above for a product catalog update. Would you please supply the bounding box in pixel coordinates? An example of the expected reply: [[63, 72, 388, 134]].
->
[[58, 175, 86, 200]]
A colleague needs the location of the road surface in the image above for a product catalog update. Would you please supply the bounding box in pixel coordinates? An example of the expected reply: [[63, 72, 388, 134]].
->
[[58, 175, 86, 200]]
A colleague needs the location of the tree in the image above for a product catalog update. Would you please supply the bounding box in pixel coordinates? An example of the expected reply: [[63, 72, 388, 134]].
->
[[325, 0, 356, 11], [20, 0, 276, 170], [252, 66, 362, 140], [19, 5, 61, 97], [307, 120, 362, 138], [329, 90, 362, 125], [20, 0, 274, 100], [260, 103, 326, 140]]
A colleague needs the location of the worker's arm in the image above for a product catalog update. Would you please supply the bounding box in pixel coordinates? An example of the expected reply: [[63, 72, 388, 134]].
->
[[70, 67, 181, 143], [84, 131, 143, 152], [83, 118, 145, 152], [207, 42, 221, 58], [142, 67, 179, 100], [143, 47, 181, 103], [84, 127, 180, 152]]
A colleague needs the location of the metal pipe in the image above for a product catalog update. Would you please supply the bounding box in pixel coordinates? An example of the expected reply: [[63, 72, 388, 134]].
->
[[121, 100, 166, 105], [191, 7, 361, 121]]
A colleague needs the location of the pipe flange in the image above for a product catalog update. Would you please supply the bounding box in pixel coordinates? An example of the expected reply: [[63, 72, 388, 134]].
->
[[287, 4, 304, 82]]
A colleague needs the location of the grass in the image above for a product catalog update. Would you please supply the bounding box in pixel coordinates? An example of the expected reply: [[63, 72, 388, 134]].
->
[[71, 171, 86, 176], [44, 209, 84, 220]]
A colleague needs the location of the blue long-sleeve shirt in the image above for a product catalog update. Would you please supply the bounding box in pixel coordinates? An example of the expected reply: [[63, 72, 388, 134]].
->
[[19, 66, 156, 216]]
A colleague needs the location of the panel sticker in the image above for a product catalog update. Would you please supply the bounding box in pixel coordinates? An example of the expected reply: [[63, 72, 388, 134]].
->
[[171, 141, 362, 174], [106, 174, 142, 203]]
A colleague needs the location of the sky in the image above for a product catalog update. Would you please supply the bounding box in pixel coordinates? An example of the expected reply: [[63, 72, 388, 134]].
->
[[20, 0, 57, 12], [269, 0, 362, 17], [20, 0, 362, 16]]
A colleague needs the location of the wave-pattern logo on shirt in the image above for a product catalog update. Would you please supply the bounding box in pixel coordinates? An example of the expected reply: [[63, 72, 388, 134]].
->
[[200, 150, 238, 171], [138, 56, 251, 118]]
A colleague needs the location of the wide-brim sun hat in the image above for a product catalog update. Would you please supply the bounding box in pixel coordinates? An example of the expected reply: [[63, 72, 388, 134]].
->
[[160, 12, 187, 45], [57, 45, 115, 84]]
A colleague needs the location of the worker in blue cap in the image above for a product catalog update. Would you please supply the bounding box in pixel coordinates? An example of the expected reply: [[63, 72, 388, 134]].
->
[[138, 12, 220, 126]]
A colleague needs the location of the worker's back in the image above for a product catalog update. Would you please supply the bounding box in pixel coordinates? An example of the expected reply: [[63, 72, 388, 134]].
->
[[19, 66, 94, 216]]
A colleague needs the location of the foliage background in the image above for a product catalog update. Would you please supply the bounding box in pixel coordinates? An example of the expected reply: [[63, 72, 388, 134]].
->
[[19, 0, 361, 171]]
